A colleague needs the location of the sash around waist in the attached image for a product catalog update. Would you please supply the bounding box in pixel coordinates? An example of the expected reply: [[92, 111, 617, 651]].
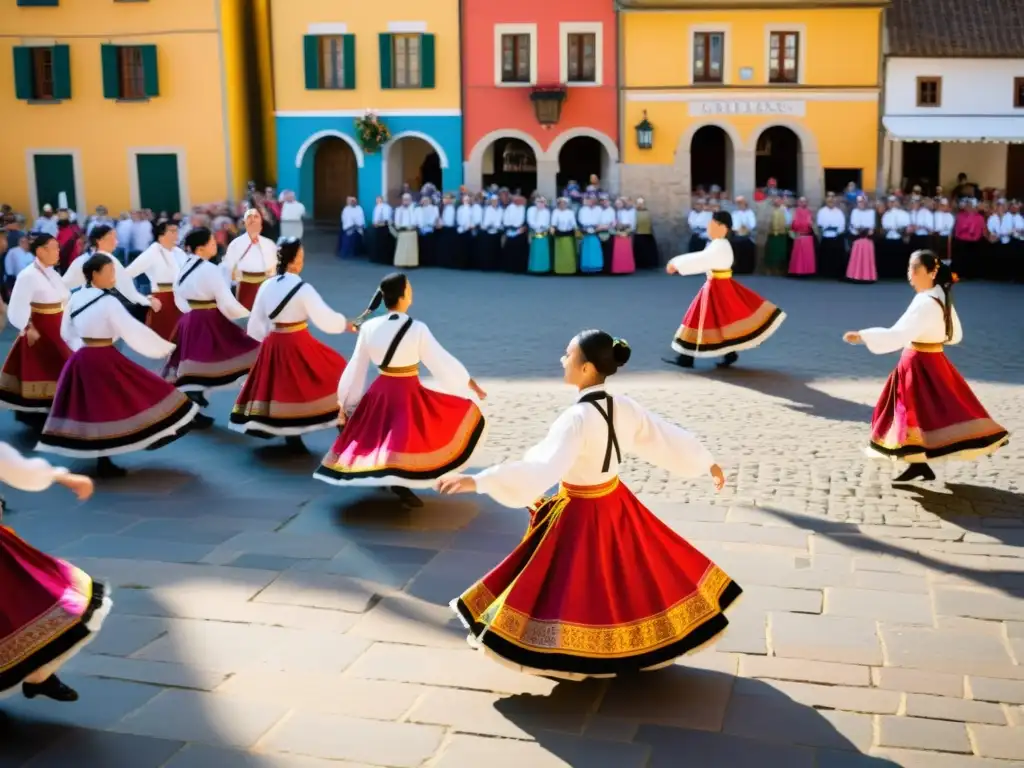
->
[[560, 477, 620, 499], [240, 272, 269, 284], [82, 338, 114, 347], [154, 283, 174, 292], [710, 269, 733, 279], [273, 321, 308, 333], [30, 302, 64, 315], [911, 342, 944, 353], [187, 300, 218, 309], [378, 364, 419, 377]]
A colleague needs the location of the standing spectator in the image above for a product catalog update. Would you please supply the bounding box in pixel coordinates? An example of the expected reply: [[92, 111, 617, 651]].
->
[[952, 172, 980, 202], [86, 205, 113, 235], [279, 191, 306, 240], [2, 234, 30, 302], [952, 198, 985, 279], [114, 213, 134, 264], [730, 196, 757, 274], [32, 204, 58, 236], [130, 210, 154, 265]]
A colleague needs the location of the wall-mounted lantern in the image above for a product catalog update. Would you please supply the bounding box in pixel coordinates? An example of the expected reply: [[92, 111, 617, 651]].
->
[[635, 110, 654, 150]]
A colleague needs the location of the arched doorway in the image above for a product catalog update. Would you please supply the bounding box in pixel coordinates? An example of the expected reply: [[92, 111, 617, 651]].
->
[[690, 126, 733, 193], [755, 126, 801, 194], [482, 138, 537, 195], [313, 137, 358, 222], [386, 136, 441, 201], [557, 136, 605, 192]]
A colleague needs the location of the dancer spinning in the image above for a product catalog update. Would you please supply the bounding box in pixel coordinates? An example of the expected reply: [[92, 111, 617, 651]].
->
[[222, 209, 278, 311], [665, 211, 786, 369], [843, 249, 1009, 482], [438, 331, 739, 679], [314, 272, 487, 506], [0, 442, 111, 702], [230, 238, 354, 451], [125, 219, 187, 340], [163, 228, 260, 415], [36, 253, 202, 478]]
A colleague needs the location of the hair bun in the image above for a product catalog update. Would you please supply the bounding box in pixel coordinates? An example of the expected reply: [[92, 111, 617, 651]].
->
[[611, 337, 631, 367]]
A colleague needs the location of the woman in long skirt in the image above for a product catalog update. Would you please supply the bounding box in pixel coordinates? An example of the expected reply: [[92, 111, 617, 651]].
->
[[125, 220, 188, 340], [453, 194, 477, 270], [434, 195, 459, 269], [438, 331, 739, 679], [551, 198, 578, 275], [788, 199, 816, 277], [763, 200, 790, 276], [314, 273, 487, 507], [475, 198, 504, 272], [370, 197, 395, 265], [527, 197, 552, 274], [220, 210, 278, 311], [339, 198, 365, 260], [632, 198, 660, 270], [163, 228, 260, 417], [611, 198, 636, 274], [230, 239, 352, 452], [846, 196, 878, 283], [37, 254, 203, 478], [577, 198, 603, 274], [843, 249, 1009, 483], [1, 444, 111, 702], [500, 195, 529, 273]]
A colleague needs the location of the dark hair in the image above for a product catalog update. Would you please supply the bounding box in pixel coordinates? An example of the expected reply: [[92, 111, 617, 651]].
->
[[89, 224, 115, 250], [153, 220, 176, 239], [276, 238, 302, 275], [358, 272, 409, 322], [183, 227, 213, 254], [576, 329, 631, 378], [29, 233, 56, 255], [82, 252, 113, 286], [912, 249, 955, 341], [712, 210, 733, 229]]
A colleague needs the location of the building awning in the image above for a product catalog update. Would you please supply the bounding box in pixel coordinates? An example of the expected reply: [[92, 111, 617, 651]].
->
[[883, 116, 1024, 143]]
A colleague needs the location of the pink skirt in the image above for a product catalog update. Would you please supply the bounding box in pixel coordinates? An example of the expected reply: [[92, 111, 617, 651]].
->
[[846, 238, 878, 283], [611, 235, 636, 274], [788, 236, 816, 276]]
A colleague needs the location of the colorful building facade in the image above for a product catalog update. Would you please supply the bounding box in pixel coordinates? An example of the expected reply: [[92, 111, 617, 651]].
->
[[3, 0, 266, 220], [271, 0, 463, 219], [461, 0, 619, 199]]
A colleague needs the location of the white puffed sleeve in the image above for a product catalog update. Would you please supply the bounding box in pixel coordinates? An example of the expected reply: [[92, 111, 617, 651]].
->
[[301, 286, 348, 334], [125, 245, 155, 279], [246, 280, 273, 342], [948, 306, 964, 346], [337, 329, 371, 412], [474, 408, 584, 508], [668, 237, 733, 275], [859, 296, 934, 355], [60, 302, 83, 352], [110, 300, 175, 359], [7, 271, 35, 331], [62, 255, 86, 289], [0, 442, 68, 491], [417, 323, 472, 396], [620, 396, 715, 479], [209, 266, 249, 320]]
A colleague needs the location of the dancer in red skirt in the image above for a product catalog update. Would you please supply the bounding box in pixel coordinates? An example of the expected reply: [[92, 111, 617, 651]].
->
[[37, 253, 203, 478], [664, 211, 786, 369], [221, 209, 278, 311], [0, 234, 71, 426], [844, 249, 1009, 482], [163, 227, 260, 416], [230, 238, 355, 452], [314, 272, 488, 506], [0, 442, 111, 702], [125, 219, 188, 340], [438, 331, 739, 679]]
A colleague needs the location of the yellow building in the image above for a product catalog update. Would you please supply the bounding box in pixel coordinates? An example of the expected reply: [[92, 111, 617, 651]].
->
[[620, 0, 886, 228], [2, 0, 269, 220]]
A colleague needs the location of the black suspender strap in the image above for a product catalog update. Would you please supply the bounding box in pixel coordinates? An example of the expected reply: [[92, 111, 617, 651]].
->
[[579, 391, 622, 472], [177, 258, 203, 286], [70, 291, 113, 319], [380, 316, 414, 369], [268, 279, 305, 320]]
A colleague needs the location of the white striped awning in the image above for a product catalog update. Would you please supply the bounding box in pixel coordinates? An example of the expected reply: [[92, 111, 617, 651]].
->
[[883, 116, 1024, 143]]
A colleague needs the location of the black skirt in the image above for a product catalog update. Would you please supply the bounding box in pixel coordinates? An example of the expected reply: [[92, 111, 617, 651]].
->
[[878, 238, 910, 279], [687, 234, 705, 253], [418, 231, 436, 268], [951, 238, 980, 280], [633, 233, 660, 269], [731, 237, 757, 275], [501, 233, 530, 273], [600, 236, 614, 274], [452, 231, 473, 270], [474, 232, 502, 271], [988, 241, 1014, 282], [434, 227, 458, 269], [818, 236, 847, 280], [370, 226, 395, 265]]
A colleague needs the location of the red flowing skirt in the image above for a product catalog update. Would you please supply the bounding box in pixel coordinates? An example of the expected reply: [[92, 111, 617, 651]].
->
[[870, 346, 1009, 462], [146, 288, 183, 341], [672, 275, 786, 358], [314, 367, 485, 488], [0, 308, 72, 412], [0, 526, 111, 696], [235, 276, 267, 312], [163, 307, 260, 392], [230, 323, 347, 436], [453, 478, 741, 679]]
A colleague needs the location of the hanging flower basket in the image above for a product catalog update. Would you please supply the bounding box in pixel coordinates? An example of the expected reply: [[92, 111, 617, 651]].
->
[[354, 110, 391, 154]]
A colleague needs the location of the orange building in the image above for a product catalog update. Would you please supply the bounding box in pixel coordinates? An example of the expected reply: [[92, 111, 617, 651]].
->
[[461, 0, 619, 199]]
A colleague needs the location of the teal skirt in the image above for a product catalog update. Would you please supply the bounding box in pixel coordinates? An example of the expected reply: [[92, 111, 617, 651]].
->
[[528, 234, 552, 274], [580, 234, 603, 273]]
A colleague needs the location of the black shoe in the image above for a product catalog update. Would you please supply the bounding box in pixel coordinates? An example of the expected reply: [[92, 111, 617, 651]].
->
[[187, 392, 210, 409], [894, 464, 936, 483], [23, 675, 79, 703], [192, 413, 215, 430], [391, 486, 424, 507], [285, 435, 308, 453], [96, 457, 128, 478], [717, 352, 739, 368], [663, 355, 695, 368]]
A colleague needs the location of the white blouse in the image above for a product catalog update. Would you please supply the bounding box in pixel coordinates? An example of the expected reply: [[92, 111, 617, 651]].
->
[[247, 272, 348, 342], [64, 251, 151, 307], [7, 261, 70, 331], [849, 208, 876, 234], [372, 203, 393, 226], [482, 206, 504, 233], [442, 205, 456, 227], [911, 209, 934, 235], [222, 234, 278, 277], [393, 205, 417, 229], [456, 205, 475, 232], [338, 312, 472, 412], [882, 209, 910, 239], [668, 237, 733, 275], [416, 206, 439, 231], [502, 204, 526, 232], [174, 256, 249, 320], [551, 209, 577, 233], [126, 243, 188, 286], [342, 206, 366, 231], [731, 209, 756, 237], [577, 206, 601, 232], [473, 385, 715, 509], [934, 211, 955, 236], [528, 207, 552, 232], [598, 206, 617, 230], [859, 286, 963, 355], [62, 286, 176, 359], [0, 442, 68, 492], [816, 207, 846, 238], [616, 208, 637, 232]]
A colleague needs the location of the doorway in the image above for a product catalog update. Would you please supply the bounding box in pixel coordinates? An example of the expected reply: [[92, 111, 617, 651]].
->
[[386, 136, 441, 201], [1006, 144, 1024, 200], [482, 138, 538, 196], [690, 126, 733, 193], [313, 137, 358, 221], [136, 153, 181, 214], [755, 126, 801, 193], [557, 136, 605, 192], [901, 142, 941, 195], [33, 153, 76, 213]]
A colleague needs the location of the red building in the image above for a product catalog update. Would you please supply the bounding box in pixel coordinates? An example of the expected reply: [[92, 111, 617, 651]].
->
[[461, 0, 619, 198]]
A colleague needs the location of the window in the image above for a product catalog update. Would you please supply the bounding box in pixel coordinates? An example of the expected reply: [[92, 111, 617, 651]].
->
[[30, 47, 54, 100], [319, 36, 346, 89], [17, 0, 60, 6], [101, 43, 158, 100], [501, 34, 531, 83], [566, 33, 596, 83], [13, 45, 69, 101], [693, 32, 724, 84], [118, 46, 145, 100], [303, 34, 354, 90], [769, 32, 799, 83], [392, 34, 421, 88], [916, 76, 941, 107], [1015, 77, 1024, 109]]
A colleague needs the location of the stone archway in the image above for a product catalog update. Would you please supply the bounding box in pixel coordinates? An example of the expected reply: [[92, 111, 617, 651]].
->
[[748, 120, 822, 204], [465, 130, 548, 196], [383, 134, 445, 201], [674, 121, 750, 200], [304, 136, 359, 222], [549, 128, 620, 194], [689, 125, 734, 194]]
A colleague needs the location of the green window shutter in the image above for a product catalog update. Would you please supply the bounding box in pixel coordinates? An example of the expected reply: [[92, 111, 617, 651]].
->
[[51, 44, 71, 99], [101, 44, 120, 99], [17, 0, 60, 6], [141, 44, 159, 97], [13, 47, 33, 100], [379, 33, 392, 89], [303, 35, 320, 89], [342, 34, 356, 89], [420, 33, 435, 89]]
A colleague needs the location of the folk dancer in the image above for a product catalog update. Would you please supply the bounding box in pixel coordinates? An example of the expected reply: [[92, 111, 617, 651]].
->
[[843, 250, 1008, 483], [577, 195, 603, 274], [788, 198, 816, 277], [392, 194, 419, 269], [632, 198, 660, 270], [500, 194, 528, 273], [527, 197, 552, 274], [686, 200, 709, 253], [314, 273, 487, 507], [37, 254, 202, 477], [435, 193, 459, 269], [764, 197, 791, 276], [475, 196, 504, 272], [370, 196, 395, 265], [952, 199, 985, 280], [278, 191, 306, 241], [730, 196, 757, 275], [222, 209, 278, 311], [163, 228, 260, 415], [416, 195, 440, 268], [0, 235, 72, 426], [665, 211, 786, 370], [453, 194, 478, 270], [439, 331, 739, 679], [230, 239, 353, 452], [551, 198, 578, 275], [909, 197, 935, 256], [0, 444, 110, 703], [64, 225, 158, 324], [816, 193, 847, 279], [986, 199, 1015, 282], [933, 198, 956, 267], [879, 197, 911, 280], [597, 195, 617, 274], [125, 220, 188, 340], [846, 195, 878, 283], [339, 197, 365, 260], [611, 197, 636, 274]]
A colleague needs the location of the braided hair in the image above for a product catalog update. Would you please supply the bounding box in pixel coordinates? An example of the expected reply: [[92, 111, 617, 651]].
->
[[913, 249, 955, 341]]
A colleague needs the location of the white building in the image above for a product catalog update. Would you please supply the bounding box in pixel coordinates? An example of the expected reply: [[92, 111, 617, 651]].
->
[[881, 0, 1024, 198]]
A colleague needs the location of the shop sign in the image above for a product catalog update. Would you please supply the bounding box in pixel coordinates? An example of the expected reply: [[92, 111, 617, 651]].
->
[[689, 100, 807, 117]]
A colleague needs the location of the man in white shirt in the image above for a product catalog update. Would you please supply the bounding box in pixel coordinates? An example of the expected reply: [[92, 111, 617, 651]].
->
[[339, 197, 365, 260], [500, 193, 528, 273], [730, 196, 757, 274], [129, 211, 154, 263], [369, 196, 394, 265], [815, 192, 847, 280], [3, 235, 32, 301], [31, 205, 58, 237], [278, 191, 306, 240], [908, 196, 934, 254], [86, 206, 114, 236], [987, 199, 1015, 281], [415, 195, 439, 267]]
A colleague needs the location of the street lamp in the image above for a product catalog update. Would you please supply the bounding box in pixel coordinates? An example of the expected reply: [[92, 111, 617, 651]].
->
[[530, 85, 568, 126], [635, 111, 654, 150]]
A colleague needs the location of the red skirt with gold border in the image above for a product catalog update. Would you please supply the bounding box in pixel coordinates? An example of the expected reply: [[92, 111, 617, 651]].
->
[[235, 273, 268, 312], [314, 366, 486, 489], [869, 344, 1009, 463], [163, 305, 260, 393], [146, 287, 183, 342], [671, 272, 786, 358], [0, 306, 72, 413], [452, 478, 742, 679], [230, 323, 347, 437], [0, 526, 112, 698]]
